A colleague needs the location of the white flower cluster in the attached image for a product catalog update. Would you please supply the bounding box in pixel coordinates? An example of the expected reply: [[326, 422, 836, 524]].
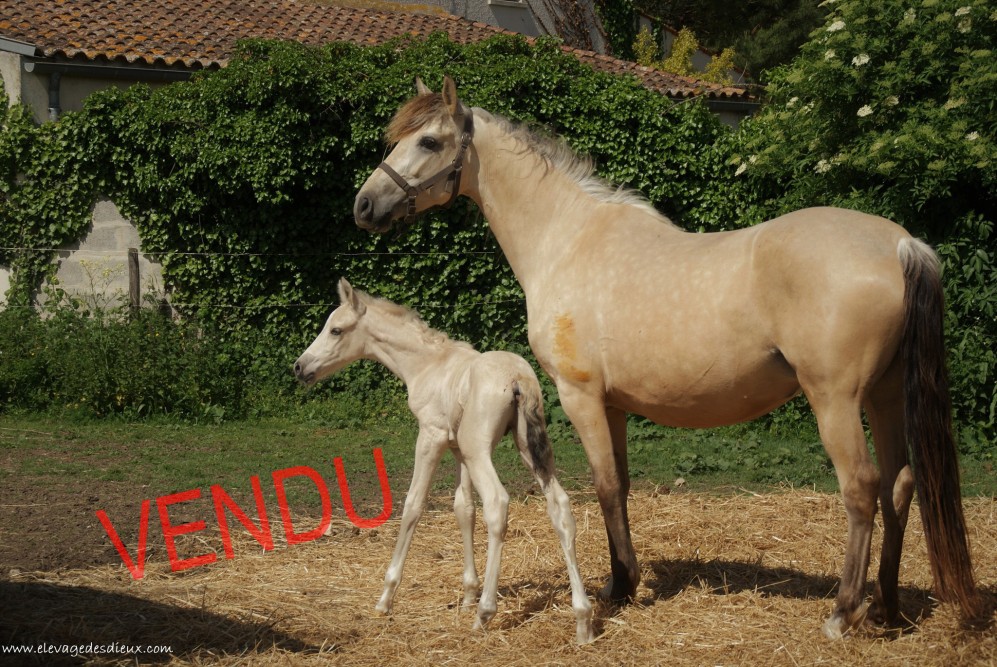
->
[[957, 5, 973, 32], [857, 105, 874, 117], [852, 54, 870, 66], [827, 20, 846, 32]]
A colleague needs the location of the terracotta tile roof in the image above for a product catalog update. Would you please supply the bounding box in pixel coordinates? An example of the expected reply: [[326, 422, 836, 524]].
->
[[0, 0, 754, 101]]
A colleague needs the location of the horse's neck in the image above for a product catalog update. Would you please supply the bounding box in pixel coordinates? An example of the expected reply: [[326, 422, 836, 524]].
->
[[467, 120, 595, 290], [363, 312, 450, 387]]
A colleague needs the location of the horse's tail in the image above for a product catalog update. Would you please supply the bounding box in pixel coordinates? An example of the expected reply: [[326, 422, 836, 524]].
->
[[512, 379, 554, 485], [898, 237, 980, 620]]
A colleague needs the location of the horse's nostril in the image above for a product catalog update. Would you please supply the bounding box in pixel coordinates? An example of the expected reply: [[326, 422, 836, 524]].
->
[[357, 196, 373, 222], [293, 362, 302, 376]]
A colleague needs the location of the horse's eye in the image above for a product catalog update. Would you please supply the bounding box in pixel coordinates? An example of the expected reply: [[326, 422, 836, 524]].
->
[[419, 136, 440, 151], [330, 327, 342, 337]]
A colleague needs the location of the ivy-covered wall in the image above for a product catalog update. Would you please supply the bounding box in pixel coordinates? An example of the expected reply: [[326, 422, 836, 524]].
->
[[1, 34, 737, 342]]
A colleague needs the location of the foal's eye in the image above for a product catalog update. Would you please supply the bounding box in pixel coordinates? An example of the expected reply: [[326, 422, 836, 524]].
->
[[418, 136, 440, 151], [330, 327, 342, 337]]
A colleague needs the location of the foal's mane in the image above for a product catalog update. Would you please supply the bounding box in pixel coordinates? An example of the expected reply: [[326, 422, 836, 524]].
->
[[387, 93, 673, 223], [357, 287, 473, 351]]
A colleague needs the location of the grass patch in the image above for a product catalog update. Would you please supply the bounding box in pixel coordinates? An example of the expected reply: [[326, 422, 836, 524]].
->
[[3, 401, 994, 508]]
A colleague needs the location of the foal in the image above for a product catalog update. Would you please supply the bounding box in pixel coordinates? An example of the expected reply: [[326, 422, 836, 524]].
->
[[294, 278, 594, 643]]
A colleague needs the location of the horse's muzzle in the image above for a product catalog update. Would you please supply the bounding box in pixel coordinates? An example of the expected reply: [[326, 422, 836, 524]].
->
[[353, 195, 393, 233]]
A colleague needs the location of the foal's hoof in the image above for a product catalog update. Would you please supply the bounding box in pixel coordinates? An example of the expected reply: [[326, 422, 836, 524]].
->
[[374, 600, 392, 616]]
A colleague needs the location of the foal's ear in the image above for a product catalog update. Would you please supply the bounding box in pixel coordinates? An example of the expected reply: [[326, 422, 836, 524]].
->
[[415, 77, 432, 96], [442, 75, 460, 116], [337, 278, 366, 316]]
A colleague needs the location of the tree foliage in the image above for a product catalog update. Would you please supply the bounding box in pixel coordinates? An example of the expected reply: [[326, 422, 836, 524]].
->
[[636, 0, 828, 79], [634, 25, 736, 84]]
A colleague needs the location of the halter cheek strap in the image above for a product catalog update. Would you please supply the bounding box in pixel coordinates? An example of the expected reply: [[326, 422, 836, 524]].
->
[[376, 110, 474, 230]]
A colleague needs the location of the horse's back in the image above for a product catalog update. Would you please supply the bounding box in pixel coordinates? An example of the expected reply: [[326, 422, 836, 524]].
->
[[536, 205, 912, 426]]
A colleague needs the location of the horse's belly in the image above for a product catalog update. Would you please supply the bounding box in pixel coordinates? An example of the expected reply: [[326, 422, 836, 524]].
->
[[605, 352, 801, 428]]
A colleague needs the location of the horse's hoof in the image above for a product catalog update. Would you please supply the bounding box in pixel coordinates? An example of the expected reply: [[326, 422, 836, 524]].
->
[[822, 601, 869, 639], [374, 601, 392, 616], [598, 579, 634, 604], [822, 615, 847, 640]]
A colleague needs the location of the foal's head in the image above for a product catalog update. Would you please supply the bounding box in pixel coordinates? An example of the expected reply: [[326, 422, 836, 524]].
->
[[293, 278, 370, 386], [354, 76, 473, 233]]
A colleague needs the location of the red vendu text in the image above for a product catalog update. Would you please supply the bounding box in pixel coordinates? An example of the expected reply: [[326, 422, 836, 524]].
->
[[95, 448, 392, 579]]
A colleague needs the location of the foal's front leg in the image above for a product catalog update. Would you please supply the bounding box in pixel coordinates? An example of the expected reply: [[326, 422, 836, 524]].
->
[[376, 425, 448, 615]]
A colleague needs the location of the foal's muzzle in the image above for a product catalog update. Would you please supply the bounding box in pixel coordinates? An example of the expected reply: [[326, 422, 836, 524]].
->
[[293, 356, 317, 386]]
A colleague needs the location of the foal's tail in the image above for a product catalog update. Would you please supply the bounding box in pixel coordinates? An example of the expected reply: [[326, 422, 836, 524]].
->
[[512, 379, 555, 485], [898, 237, 981, 621]]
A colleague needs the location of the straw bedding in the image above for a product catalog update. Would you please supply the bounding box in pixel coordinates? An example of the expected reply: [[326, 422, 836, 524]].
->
[[3, 489, 995, 665]]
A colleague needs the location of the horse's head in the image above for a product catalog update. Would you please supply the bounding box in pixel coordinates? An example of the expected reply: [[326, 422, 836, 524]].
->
[[354, 76, 473, 233], [294, 278, 369, 386]]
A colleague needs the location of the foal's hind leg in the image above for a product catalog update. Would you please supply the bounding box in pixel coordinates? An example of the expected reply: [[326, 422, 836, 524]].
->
[[809, 392, 880, 639], [456, 409, 511, 630], [513, 427, 594, 643], [451, 450, 481, 608], [865, 366, 915, 626]]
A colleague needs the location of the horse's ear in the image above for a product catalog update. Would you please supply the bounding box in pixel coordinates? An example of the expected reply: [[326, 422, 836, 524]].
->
[[337, 278, 366, 316], [442, 75, 459, 116], [415, 77, 432, 96]]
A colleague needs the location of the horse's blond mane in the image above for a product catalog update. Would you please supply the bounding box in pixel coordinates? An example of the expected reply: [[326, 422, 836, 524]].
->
[[386, 93, 673, 224], [356, 287, 474, 351], [487, 113, 670, 220]]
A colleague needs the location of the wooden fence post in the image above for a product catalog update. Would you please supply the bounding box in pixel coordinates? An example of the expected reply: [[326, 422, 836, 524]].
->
[[128, 248, 140, 316]]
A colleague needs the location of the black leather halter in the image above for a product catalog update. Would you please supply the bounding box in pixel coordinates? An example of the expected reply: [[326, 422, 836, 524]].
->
[[376, 110, 474, 230]]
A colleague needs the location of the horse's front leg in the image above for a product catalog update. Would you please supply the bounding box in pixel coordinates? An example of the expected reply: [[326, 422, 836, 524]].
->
[[562, 391, 638, 603], [451, 450, 480, 608], [376, 425, 448, 615]]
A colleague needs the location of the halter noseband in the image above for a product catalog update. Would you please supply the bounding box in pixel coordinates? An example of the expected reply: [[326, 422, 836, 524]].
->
[[376, 110, 474, 231]]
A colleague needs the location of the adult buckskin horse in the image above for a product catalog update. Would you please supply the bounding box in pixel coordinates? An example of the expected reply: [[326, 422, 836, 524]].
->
[[352, 77, 980, 638]]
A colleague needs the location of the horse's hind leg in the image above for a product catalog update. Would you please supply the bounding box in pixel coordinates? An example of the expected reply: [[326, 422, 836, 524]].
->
[[809, 392, 880, 639], [451, 451, 480, 608], [865, 364, 915, 626]]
